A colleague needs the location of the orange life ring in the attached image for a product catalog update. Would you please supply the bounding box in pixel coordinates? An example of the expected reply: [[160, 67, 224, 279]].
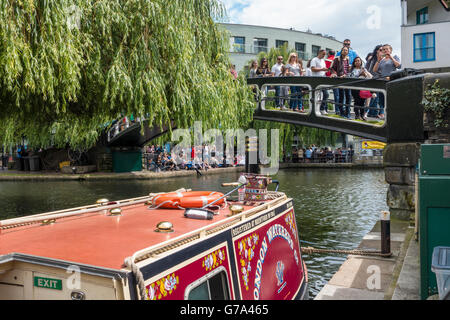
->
[[151, 191, 225, 209]]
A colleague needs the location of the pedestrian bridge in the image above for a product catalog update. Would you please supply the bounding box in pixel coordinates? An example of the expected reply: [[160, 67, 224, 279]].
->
[[103, 71, 447, 147], [247, 72, 443, 143], [105, 119, 174, 148]]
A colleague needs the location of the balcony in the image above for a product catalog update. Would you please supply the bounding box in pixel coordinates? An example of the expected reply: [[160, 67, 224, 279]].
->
[[297, 51, 311, 61], [230, 45, 312, 60], [231, 44, 268, 54]]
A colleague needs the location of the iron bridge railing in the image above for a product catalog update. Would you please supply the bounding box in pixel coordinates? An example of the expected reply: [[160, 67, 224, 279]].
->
[[247, 74, 432, 143]]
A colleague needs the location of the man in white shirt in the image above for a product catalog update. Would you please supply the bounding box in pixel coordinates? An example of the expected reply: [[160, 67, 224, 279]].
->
[[310, 49, 330, 115], [271, 56, 284, 109]]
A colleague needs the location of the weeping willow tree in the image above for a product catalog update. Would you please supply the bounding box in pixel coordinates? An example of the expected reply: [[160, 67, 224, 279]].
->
[[0, 0, 255, 149]]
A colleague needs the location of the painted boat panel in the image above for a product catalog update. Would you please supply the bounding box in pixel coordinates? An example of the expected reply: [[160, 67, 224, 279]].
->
[[143, 243, 234, 300], [232, 208, 303, 300]]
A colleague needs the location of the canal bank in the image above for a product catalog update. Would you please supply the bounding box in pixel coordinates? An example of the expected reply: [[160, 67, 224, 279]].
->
[[314, 217, 420, 300], [0, 162, 382, 181], [0, 166, 246, 181]]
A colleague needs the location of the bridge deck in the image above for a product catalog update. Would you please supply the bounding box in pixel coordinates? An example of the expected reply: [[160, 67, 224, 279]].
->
[[248, 74, 431, 143]]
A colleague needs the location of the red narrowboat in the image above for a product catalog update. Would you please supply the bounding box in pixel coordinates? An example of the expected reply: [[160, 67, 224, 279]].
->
[[0, 175, 308, 300]]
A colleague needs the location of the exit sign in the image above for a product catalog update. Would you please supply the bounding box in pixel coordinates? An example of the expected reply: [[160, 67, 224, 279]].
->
[[34, 276, 63, 290]]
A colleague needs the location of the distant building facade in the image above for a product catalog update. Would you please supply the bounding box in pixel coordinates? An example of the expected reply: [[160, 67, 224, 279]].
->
[[219, 23, 343, 72], [401, 0, 450, 72]]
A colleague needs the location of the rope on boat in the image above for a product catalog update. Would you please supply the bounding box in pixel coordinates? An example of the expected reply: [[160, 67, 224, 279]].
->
[[124, 257, 147, 300], [301, 246, 392, 258]]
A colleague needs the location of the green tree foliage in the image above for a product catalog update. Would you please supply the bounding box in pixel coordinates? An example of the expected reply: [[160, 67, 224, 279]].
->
[[253, 120, 339, 157], [422, 80, 450, 128], [0, 0, 255, 149]]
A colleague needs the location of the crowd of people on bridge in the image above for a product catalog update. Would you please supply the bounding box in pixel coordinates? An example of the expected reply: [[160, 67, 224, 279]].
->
[[248, 39, 401, 121]]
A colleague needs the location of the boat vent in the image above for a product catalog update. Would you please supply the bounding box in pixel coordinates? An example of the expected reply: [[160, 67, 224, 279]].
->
[[155, 221, 174, 233], [108, 208, 122, 216], [96, 199, 109, 206]]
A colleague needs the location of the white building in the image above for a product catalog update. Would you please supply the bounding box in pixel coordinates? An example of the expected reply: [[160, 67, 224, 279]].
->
[[218, 23, 343, 72], [401, 0, 450, 72]]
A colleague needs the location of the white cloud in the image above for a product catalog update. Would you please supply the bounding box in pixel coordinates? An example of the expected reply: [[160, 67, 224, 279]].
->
[[220, 0, 402, 59]]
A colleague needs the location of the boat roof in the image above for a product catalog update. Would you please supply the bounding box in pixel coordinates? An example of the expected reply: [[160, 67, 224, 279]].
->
[[0, 192, 286, 271]]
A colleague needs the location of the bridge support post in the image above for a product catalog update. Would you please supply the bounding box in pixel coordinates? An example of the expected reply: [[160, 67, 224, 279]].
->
[[383, 73, 450, 221], [384, 143, 421, 221]]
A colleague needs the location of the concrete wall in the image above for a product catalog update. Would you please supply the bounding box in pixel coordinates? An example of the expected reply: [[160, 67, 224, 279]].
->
[[219, 23, 343, 71]]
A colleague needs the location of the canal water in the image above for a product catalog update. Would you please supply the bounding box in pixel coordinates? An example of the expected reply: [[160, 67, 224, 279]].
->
[[0, 168, 388, 298]]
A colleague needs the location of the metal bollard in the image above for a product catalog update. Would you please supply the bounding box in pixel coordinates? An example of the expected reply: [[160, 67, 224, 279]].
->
[[381, 211, 391, 255]]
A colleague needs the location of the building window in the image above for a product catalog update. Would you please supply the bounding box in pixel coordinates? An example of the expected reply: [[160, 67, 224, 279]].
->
[[295, 42, 306, 59], [253, 38, 268, 54], [276, 40, 288, 48], [232, 36, 245, 53], [414, 32, 435, 62], [416, 7, 429, 24], [312, 45, 321, 57]]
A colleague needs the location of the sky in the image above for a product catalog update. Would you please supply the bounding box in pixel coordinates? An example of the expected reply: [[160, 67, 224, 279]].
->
[[219, 0, 402, 59]]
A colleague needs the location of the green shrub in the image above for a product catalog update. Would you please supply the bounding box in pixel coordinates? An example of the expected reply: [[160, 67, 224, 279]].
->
[[422, 80, 450, 128]]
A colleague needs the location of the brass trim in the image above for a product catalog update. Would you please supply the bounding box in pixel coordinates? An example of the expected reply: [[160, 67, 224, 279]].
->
[[96, 198, 109, 206], [108, 208, 122, 216], [155, 221, 174, 233], [41, 219, 56, 226]]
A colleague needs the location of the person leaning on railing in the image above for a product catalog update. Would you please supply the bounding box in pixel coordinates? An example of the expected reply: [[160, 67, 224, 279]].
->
[[256, 57, 271, 97], [371, 44, 401, 119], [249, 60, 258, 79], [271, 56, 284, 109], [256, 57, 271, 77], [310, 49, 331, 115], [330, 47, 352, 119], [248, 60, 259, 101], [348, 57, 373, 121], [285, 52, 304, 112]]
